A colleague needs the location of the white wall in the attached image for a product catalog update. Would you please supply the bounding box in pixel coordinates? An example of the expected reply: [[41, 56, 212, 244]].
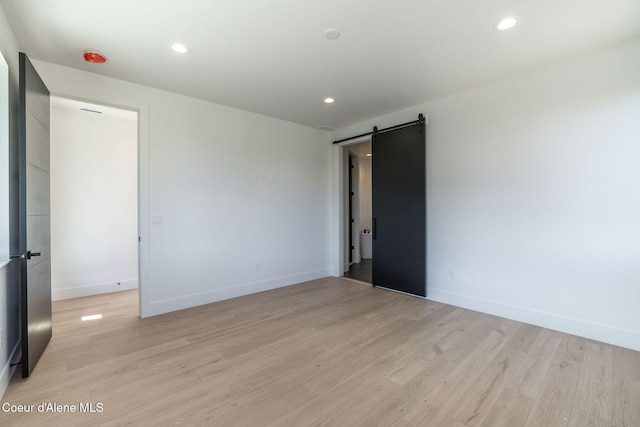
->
[[32, 59, 333, 317], [0, 50, 13, 398], [342, 150, 351, 271], [0, 52, 8, 259], [0, 2, 22, 399], [333, 37, 640, 351], [358, 157, 372, 232], [50, 104, 138, 300]]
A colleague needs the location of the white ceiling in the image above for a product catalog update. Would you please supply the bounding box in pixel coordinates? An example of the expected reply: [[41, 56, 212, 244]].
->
[[2, 0, 640, 129]]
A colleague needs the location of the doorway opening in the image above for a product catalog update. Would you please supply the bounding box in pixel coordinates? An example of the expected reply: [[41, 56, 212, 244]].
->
[[49, 96, 139, 309], [334, 114, 426, 297], [342, 139, 372, 284]]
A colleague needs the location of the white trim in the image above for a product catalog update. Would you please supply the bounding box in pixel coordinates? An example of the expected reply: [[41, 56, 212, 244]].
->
[[46, 90, 150, 319], [52, 278, 138, 301], [146, 269, 330, 316], [427, 288, 640, 352], [338, 135, 372, 146], [333, 137, 373, 277]]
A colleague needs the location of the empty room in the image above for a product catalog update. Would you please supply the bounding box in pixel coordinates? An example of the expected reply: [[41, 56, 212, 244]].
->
[[0, 1, 639, 426]]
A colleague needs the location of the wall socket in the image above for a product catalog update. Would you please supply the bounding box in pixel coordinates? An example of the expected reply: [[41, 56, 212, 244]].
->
[[449, 269, 456, 280], [254, 262, 261, 270]]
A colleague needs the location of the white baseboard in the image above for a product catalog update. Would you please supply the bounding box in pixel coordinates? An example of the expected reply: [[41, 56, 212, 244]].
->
[[52, 278, 138, 301], [144, 269, 331, 317], [0, 341, 20, 400], [427, 288, 640, 352]]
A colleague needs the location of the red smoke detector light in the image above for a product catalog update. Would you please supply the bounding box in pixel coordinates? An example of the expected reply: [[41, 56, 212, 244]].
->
[[83, 51, 107, 64]]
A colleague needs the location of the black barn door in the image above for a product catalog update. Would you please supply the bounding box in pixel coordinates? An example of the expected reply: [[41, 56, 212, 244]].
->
[[372, 122, 426, 296], [19, 53, 52, 377]]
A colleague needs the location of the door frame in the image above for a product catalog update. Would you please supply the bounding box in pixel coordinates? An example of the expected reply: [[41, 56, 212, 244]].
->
[[344, 150, 361, 271], [47, 90, 150, 318], [330, 120, 428, 294], [333, 135, 370, 277]]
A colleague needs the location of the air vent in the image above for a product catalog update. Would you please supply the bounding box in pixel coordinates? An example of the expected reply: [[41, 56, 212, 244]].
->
[[318, 125, 336, 131], [80, 108, 102, 114]]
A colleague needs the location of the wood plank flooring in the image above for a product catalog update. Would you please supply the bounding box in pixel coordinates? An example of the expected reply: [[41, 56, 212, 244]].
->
[[1, 277, 638, 426]]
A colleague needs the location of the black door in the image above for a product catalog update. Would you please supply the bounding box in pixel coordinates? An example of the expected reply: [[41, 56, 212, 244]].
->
[[19, 52, 52, 377], [372, 122, 426, 296]]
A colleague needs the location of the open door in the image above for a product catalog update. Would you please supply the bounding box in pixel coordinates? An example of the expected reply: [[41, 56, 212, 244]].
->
[[348, 153, 359, 264], [372, 120, 426, 297], [19, 52, 52, 377]]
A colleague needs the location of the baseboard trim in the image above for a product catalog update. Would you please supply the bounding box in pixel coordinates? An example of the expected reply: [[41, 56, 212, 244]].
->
[[427, 288, 640, 351], [145, 269, 331, 317], [52, 278, 139, 301], [0, 341, 21, 400]]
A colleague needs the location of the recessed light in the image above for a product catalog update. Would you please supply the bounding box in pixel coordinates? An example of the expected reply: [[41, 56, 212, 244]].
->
[[81, 314, 103, 321], [171, 43, 189, 53], [495, 16, 518, 31], [324, 97, 335, 104], [366, 153, 372, 157], [323, 28, 341, 40]]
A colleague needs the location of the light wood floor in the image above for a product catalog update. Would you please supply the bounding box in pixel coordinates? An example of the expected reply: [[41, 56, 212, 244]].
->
[[1, 278, 639, 426]]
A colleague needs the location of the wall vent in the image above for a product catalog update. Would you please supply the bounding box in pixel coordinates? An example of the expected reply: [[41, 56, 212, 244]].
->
[[80, 108, 102, 114]]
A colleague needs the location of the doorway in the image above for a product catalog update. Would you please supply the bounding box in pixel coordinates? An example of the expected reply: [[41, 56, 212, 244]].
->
[[342, 139, 373, 284], [50, 96, 139, 305], [334, 116, 426, 297], [371, 123, 426, 296]]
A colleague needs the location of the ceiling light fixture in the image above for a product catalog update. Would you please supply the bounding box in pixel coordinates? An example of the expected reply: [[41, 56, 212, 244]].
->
[[171, 43, 189, 53], [495, 16, 518, 31], [83, 51, 107, 63], [324, 97, 335, 104], [323, 28, 341, 40]]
